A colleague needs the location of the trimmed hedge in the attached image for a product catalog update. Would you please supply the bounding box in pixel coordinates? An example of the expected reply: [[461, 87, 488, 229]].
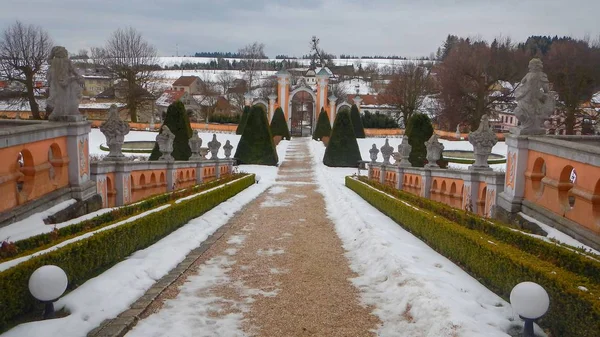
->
[[149, 101, 193, 161], [0, 174, 245, 263], [350, 104, 365, 138], [323, 108, 362, 167], [270, 107, 291, 140], [347, 177, 600, 337], [356, 176, 600, 283], [0, 174, 255, 331], [406, 113, 434, 167], [234, 105, 278, 166], [312, 107, 332, 141], [236, 106, 251, 135]]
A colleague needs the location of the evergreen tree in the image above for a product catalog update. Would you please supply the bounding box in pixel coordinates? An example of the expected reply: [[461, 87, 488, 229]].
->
[[405, 113, 434, 167], [234, 105, 278, 166], [149, 101, 193, 161], [270, 107, 291, 140], [350, 104, 366, 138], [236, 106, 251, 135], [323, 108, 362, 167], [312, 107, 332, 140]]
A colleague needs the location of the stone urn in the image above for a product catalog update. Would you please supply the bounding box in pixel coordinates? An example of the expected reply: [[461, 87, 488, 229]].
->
[[199, 147, 209, 160], [321, 136, 330, 147], [273, 135, 282, 146]]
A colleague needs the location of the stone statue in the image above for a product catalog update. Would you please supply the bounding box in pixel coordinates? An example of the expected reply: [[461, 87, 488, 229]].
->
[[223, 140, 233, 159], [156, 125, 175, 161], [512, 58, 555, 135], [47, 46, 84, 120], [394, 135, 412, 167], [207, 134, 221, 160], [100, 105, 130, 161], [188, 130, 203, 160], [468, 115, 498, 170], [425, 134, 444, 168], [455, 124, 461, 139], [369, 144, 379, 163], [380, 139, 393, 165]]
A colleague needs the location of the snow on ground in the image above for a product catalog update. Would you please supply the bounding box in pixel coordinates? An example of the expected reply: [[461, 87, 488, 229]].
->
[[309, 139, 532, 337], [0, 200, 76, 242], [1, 143, 289, 337], [358, 137, 508, 171]]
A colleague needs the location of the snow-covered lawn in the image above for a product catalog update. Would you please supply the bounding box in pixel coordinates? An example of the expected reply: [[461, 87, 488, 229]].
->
[[0, 143, 289, 337], [309, 140, 533, 337]]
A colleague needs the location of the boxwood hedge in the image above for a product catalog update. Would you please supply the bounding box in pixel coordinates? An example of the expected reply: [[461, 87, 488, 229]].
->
[[0, 174, 254, 330], [347, 176, 600, 337]]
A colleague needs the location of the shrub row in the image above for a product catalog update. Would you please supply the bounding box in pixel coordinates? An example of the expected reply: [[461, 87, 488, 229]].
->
[[208, 113, 240, 124], [1, 174, 246, 263], [356, 176, 600, 283], [346, 177, 600, 337], [0, 174, 255, 331]]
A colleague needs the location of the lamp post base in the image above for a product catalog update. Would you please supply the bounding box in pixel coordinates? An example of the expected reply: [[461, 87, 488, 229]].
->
[[43, 301, 55, 320], [523, 318, 534, 337]]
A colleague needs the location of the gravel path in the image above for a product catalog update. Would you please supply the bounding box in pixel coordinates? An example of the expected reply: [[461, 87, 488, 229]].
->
[[128, 138, 380, 337]]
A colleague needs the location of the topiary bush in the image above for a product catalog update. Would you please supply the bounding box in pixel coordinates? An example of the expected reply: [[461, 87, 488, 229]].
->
[[234, 105, 278, 165], [149, 101, 193, 161], [323, 108, 362, 167], [235, 106, 251, 135], [312, 107, 332, 140], [361, 110, 399, 128], [405, 113, 434, 167], [350, 104, 365, 138], [270, 107, 291, 140]]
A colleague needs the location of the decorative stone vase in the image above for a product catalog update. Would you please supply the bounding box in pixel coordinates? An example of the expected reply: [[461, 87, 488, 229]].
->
[[207, 134, 221, 160], [321, 136, 330, 147], [156, 125, 175, 161], [189, 130, 203, 160], [273, 135, 282, 146], [425, 134, 444, 168], [380, 139, 393, 165], [396, 135, 412, 167], [223, 140, 233, 159], [369, 144, 379, 163], [468, 115, 498, 170], [199, 147, 209, 160]]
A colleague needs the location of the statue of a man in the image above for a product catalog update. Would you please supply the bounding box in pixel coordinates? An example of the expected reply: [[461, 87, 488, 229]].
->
[[513, 58, 555, 135], [47, 46, 84, 120], [100, 105, 130, 160]]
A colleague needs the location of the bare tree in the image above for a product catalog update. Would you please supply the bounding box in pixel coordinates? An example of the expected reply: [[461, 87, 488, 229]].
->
[[381, 62, 432, 125], [257, 75, 278, 99], [309, 36, 334, 69], [238, 42, 266, 91], [329, 82, 349, 105], [216, 71, 234, 95], [96, 27, 158, 122], [0, 21, 53, 119]]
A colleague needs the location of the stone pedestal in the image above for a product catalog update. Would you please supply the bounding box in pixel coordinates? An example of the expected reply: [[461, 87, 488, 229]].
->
[[497, 135, 530, 213], [65, 120, 96, 201]]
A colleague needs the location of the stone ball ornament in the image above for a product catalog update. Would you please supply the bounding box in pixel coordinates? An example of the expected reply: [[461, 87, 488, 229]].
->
[[29, 265, 68, 302]]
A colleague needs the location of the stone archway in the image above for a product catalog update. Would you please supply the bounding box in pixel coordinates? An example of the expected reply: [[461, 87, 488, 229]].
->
[[289, 87, 317, 137], [336, 101, 352, 113]]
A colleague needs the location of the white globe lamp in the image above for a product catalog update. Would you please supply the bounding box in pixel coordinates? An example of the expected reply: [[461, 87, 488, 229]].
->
[[28, 265, 68, 319], [255, 175, 261, 184], [510, 282, 550, 337]]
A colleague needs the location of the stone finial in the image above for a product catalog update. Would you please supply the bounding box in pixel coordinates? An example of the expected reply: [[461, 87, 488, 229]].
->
[[369, 144, 379, 163], [395, 135, 412, 167], [512, 58, 555, 135], [156, 125, 175, 161], [425, 134, 444, 168], [468, 115, 498, 170], [207, 134, 221, 160], [46, 46, 84, 121], [189, 130, 203, 160], [223, 140, 233, 159], [100, 105, 130, 161], [380, 139, 393, 165]]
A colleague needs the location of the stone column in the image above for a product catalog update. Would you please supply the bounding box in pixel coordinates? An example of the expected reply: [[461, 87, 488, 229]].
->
[[421, 169, 432, 199], [328, 96, 337, 127], [268, 94, 277, 122], [316, 70, 329, 113], [276, 68, 291, 120], [114, 162, 132, 206], [379, 165, 386, 185], [497, 135, 529, 213], [66, 120, 97, 200], [463, 172, 480, 213], [396, 167, 404, 190], [195, 162, 204, 184], [166, 162, 176, 192]]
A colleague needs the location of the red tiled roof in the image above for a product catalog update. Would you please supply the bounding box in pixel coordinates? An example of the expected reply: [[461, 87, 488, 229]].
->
[[346, 94, 389, 106], [156, 90, 187, 106], [172, 76, 199, 87]]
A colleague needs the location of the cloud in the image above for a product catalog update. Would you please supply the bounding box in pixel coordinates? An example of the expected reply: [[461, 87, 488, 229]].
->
[[1, 0, 598, 58]]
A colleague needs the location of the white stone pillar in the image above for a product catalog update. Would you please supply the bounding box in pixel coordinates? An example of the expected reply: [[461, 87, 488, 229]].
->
[[328, 96, 337, 127], [268, 94, 277, 123], [497, 134, 529, 213], [276, 69, 291, 120]]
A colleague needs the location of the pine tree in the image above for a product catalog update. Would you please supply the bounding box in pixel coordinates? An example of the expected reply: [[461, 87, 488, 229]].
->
[[270, 107, 291, 140], [312, 107, 332, 140], [149, 101, 193, 161], [236, 106, 251, 135], [234, 105, 278, 165], [323, 108, 362, 167], [350, 104, 365, 138], [405, 113, 434, 167]]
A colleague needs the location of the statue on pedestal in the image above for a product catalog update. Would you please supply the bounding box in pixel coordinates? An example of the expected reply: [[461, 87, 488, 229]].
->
[[468, 115, 498, 170], [425, 134, 444, 168], [380, 139, 393, 165], [369, 144, 379, 163], [156, 125, 175, 161], [208, 134, 221, 160], [189, 130, 203, 160], [47, 46, 84, 120], [512, 58, 555, 135], [100, 105, 130, 161]]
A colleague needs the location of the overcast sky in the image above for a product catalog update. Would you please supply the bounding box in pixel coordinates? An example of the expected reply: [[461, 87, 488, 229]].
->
[[2, 0, 599, 58]]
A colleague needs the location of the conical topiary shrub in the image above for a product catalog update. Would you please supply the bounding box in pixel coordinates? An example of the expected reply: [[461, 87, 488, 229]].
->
[[270, 107, 291, 140], [149, 100, 193, 161], [323, 108, 362, 167], [234, 105, 278, 166], [350, 104, 365, 138], [405, 112, 434, 167], [236, 106, 251, 135], [312, 107, 332, 141]]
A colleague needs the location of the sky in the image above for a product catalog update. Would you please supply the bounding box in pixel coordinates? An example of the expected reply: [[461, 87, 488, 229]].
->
[[1, 0, 599, 58]]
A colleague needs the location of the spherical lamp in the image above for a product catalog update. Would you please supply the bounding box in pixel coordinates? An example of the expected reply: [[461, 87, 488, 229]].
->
[[255, 175, 261, 184], [510, 282, 550, 337], [29, 265, 68, 319]]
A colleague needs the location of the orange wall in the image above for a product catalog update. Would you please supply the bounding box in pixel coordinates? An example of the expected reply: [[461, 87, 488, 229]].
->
[[402, 173, 422, 197], [0, 137, 70, 213], [130, 169, 168, 204], [431, 177, 464, 210], [524, 150, 599, 234]]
